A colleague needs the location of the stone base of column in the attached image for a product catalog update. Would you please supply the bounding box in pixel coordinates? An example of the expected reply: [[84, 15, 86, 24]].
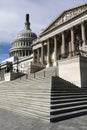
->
[[46, 63, 51, 68], [53, 61, 58, 66], [68, 53, 72, 57]]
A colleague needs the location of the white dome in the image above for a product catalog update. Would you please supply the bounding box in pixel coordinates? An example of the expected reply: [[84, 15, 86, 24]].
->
[[16, 29, 37, 40], [9, 14, 37, 58]]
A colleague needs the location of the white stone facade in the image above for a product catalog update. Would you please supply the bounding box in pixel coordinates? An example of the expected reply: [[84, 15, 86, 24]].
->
[[32, 3, 87, 68]]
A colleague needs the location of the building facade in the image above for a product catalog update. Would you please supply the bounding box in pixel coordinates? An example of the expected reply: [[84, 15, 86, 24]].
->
[[32, 3, 87, 67]]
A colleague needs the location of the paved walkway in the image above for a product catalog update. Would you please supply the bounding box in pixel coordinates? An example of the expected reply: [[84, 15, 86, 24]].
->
[[0, 108, 87, 130]]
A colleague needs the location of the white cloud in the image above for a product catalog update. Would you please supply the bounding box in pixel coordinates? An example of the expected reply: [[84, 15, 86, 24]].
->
[[0, 0, 87, 44]]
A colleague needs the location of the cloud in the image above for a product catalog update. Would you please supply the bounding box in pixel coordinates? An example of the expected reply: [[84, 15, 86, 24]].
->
[[0, 0, 86, 44]]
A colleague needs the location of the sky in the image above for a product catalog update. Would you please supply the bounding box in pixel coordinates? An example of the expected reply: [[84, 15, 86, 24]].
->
[[0, 0, 87, 62]]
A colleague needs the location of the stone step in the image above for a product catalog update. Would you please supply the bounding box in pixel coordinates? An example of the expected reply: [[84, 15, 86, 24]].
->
[[52, 87, 86, 90], [0, 93, 50, 99], [0, 101, 50, 116], [51, 92, 87, 96], [1, 82, 50, 88], [11, 80, 50, 86], [51, 94, 87, 100], [51, 97, 87, 104], [0, 85, 50, 89], [0, 90, 50, 94], [0, 95, 50, 103], [50, 109, 87, 122], [51, 100, 87, 109], [0, 100, 50, 113], [0, 104, 50, 122], [0, 97, 50, 107], [0, 96, 50, 104], [51, 104, 87, 115], [0, 92, 51, 96], [51, 91, 87, 95], [0, 96, 50, 106]]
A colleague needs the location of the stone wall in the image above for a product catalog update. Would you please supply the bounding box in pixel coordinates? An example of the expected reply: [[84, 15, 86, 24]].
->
[[80, 56, 87, 87], [0, 68, 5, 81], [59, 56, 81, 87], [4, 72, 23, 81], [59, 56, 87, 87]]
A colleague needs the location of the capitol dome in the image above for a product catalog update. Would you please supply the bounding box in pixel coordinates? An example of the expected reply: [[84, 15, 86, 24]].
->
[[9, 14, 37, 58]]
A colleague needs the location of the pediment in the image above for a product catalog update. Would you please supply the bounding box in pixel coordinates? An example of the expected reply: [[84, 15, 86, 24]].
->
[[41, 3, 87, 35]]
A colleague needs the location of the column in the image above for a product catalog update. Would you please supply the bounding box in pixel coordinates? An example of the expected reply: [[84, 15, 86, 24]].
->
[[47, 39, 50, 67], [37, 49, 40, 64], [18, 51, 19, 57], [68, 41, 72, 57], [33, 50, 35, 63], [25, 50, 26, 56], [71, 27, 75, 56], [54, 36, 58, 66], [81, 22, 86, 47], [28, 51, 30, 56], [41, 42, 44, 65], [19, 50, 21, 57], [18, 51, 20, 57], [23, 50, 24, 56], [20, 50, 21, 57], [14, 51, 15, 56], [61, 32, 65, 57], [20, 50, 22, 57]]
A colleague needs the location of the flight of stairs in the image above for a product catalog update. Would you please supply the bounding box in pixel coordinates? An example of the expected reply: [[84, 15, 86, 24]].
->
[[0, 66, 87, 122], [0, 76, 51, 121], [50, 77, 87, 122]]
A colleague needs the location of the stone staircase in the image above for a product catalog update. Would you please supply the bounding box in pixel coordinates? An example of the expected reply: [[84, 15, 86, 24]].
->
[[0, 77, 51, 121], [0, 66, 87, 122], [50, 77, 87, 122]]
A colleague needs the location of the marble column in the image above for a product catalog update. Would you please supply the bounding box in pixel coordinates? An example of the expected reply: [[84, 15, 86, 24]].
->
[[54, 36, 58, 66], [28, 51, 30, 56], [20, 50, 22, 57], [17, 51, 19, 57], [69, 41, 72, 57], [20, 50, 21, 57], [47, 39, 50, 67], [81, 22, 86, 47], [25, 50, 26, 56], [18, 51, 20, 57], [61, 32, 65, 57], [33, 50, 35, 63], [37, 49, 40, 64], [21, 50, 22, 56], [71, 27, 75, 56], [41, 42, 44, 65]]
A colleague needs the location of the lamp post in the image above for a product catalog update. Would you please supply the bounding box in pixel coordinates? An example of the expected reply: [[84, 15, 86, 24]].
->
[[75, 34, 83, 55]]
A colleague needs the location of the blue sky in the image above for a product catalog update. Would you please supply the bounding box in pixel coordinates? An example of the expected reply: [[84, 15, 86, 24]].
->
[[0, 0, 87, 62]]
